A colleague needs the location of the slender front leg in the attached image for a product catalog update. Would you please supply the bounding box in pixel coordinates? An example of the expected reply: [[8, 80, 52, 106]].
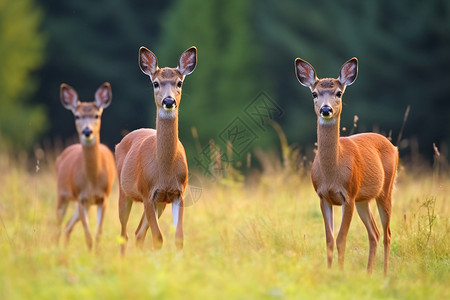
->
[[118, 191, 133, 256], [336, 199, 355, 270], [376, 197, 392, 276], [64, 203, 80, 247], [320, 198, 334, 268], [135, 211, 149, 248], [136, 202, 166, 248], [78, 199, 93, 251], [56, 196, 69, 244], [173, 198, 184, 250], [156, 202, 166, 219], [356, 201, 380, 274], [95, 200, 107, 247], [144, 199, 163, 250]]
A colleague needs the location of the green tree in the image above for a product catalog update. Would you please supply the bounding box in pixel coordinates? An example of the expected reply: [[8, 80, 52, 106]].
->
[[255, 0, 450, 159], [0, 0, 46, 149], [34, 0, 172, 150], [31, 0, 450, 164], [158, 0, 273, 165]]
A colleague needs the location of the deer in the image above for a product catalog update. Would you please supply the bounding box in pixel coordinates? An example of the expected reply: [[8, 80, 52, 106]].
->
[[115, 46, 197, 254], [56, 82, 116, 250], [295, 57, 398, 275]]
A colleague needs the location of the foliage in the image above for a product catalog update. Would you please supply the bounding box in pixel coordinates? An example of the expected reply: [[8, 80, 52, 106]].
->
[[418, 196, 437, 244], [34, 0, 173, 149], [18, 0, 450, 164], [0, 0, 46, 149], [0, 152, 449, 299], [255, 0, 450, 158], [157, 0, 274, 165]]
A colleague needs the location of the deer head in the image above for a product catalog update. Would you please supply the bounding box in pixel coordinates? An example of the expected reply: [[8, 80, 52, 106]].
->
[[60, 83, 112, 146], [139, 46, 197, 120], [295, 58, 358, 124]]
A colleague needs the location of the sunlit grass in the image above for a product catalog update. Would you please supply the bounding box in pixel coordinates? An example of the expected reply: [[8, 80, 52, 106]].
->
[[0, 152, 449, 299]]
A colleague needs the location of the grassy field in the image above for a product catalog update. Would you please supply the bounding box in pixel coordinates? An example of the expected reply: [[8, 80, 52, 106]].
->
[[0, 151, 449, 299]]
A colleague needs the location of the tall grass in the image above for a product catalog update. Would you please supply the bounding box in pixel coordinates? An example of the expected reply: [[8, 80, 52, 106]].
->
[[0, 148, 449, 299]]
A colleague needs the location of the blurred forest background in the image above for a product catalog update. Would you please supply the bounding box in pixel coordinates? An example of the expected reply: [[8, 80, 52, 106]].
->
[[1, 0, 449, 171]]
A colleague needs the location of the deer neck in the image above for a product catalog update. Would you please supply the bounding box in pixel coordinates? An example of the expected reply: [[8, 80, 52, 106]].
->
[[82, 140, 101, 182], [317, 116, 341, 171], [156, 109, 179, 169]]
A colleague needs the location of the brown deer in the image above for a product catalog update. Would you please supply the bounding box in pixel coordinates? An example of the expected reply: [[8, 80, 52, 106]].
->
[[116, 46, 197, 254], [295, 57, 398, 274], [56, 82, 116, 250]]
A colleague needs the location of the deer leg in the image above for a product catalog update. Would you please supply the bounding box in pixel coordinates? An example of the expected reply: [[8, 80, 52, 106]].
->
[[118, 191, 133, 256], [144, 199, 163, 250], [78, 199, 93, 251], [56, 196, 69, 244], [376, 196, 392, 276], [336, 199, 355, 271], [64, 202, 80, 247], [136, 202, 166, 248], [356, 201, 380, 274], [320, 198, 334, 268], [156, 202, 166, 219], [135, 211, 149, 248], [173, 199, 184, 251], [95, 200, 107, 247]]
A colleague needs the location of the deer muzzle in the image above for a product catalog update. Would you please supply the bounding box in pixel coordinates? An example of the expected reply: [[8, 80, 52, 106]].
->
[[162, 97, 177, 111], [81, 127, 95, 146], [320, 105, 333, 119], [82, 127, 93, 138]]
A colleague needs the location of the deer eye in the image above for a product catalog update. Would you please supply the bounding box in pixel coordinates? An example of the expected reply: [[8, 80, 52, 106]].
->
[[153, 81, 159, 88], [94, 114, 99, 119], [177, 81, 183, 88], [75, 115, 81, 120], [336, 91, 342, 98], [312, 92, 318, 99]]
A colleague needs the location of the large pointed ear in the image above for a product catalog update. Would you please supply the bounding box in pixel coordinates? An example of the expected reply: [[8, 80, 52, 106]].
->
[[177, 46, 197, 76], [60, 83, 79, 112], [338, 57, 358, 86], [95, 82, 112, 109], [139, 46, 158, 77], [295, 58, 318, 89]]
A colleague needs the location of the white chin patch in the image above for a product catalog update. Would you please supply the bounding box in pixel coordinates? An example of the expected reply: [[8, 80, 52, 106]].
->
[[158, 108, 177, 119], [81, 135, 96, 146], [163, 104, 176, 111], [319, 116, 337, 125]]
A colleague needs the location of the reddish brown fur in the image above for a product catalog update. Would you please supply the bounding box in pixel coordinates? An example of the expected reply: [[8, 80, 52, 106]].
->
[[318, 79, 335, 89], [56, 83, 116, 250], [295, 57, 398, 275], [159, 68, 181, 79], [116, 46, 196, 253]]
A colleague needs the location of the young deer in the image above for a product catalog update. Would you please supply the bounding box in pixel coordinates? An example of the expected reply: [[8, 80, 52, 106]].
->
[[56, 83, 116, 250], [295, 58, 398, 274], [115, 46, 197, 254]]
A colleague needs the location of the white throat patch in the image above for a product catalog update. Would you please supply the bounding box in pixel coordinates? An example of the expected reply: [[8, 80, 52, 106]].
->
[[158, 108, 177, 120], [80, 135, 97, 147], [319, 116, 337, 126]]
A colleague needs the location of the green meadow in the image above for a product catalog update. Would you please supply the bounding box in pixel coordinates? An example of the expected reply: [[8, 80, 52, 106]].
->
[[0, 152, 449, 299]]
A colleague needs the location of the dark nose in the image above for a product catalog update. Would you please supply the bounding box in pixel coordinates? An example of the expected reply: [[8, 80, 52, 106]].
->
[[320, 105, 333, 117], [162, 97, 176, 109], [82, 127, 93, 137]]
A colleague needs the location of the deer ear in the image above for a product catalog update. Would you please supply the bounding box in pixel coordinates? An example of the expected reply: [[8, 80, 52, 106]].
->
[[177, 46, 197, 76], [338, 57, 358, 86], [95, 82, 112, 109], [295, 58, 318, 89], [60, 83, 79, 112], [139, 47, 158, 77]]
